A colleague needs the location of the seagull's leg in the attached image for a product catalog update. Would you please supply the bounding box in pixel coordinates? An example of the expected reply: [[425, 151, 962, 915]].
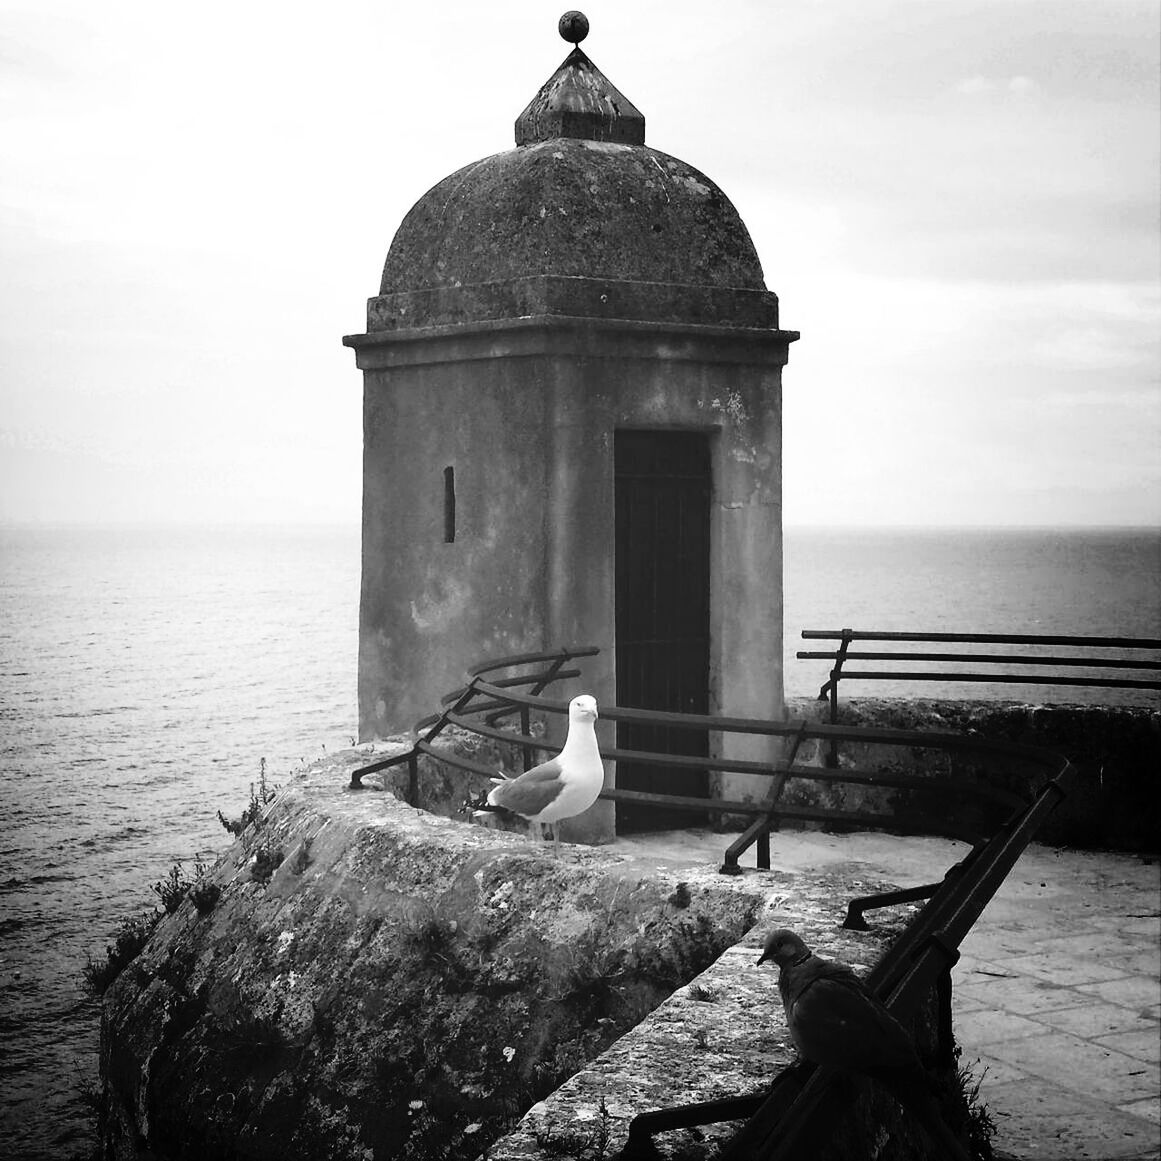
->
[[552, 823, 561, 855]]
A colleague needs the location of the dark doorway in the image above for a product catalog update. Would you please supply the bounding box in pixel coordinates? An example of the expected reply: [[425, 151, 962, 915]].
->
[[614, 430, 711, 831]]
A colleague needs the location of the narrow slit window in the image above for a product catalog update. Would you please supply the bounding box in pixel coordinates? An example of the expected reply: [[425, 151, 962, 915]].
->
[[443, 466, 456, 543]]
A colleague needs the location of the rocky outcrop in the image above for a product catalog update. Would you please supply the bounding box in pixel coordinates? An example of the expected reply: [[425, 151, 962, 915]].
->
[[99, 754, 771, 1160]]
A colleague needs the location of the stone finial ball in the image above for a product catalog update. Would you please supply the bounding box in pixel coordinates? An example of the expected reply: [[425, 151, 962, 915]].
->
[[559, 11, 589, 44]]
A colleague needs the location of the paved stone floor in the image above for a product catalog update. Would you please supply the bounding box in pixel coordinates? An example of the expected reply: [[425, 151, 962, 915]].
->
[[617, 829, 1161, 1161]]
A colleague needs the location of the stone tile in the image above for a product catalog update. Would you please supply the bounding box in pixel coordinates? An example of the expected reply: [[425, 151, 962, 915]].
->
[[1097, 1028, 1161, 1065], [1085, 914, 1161, 937], [1116, 949, 1161, 977], [1078, 977, 1161, 1011], [985, 877, 1073, 904], [983, 1074, 1106, 1116], [1116, 915, 1161, 936], [1117, 1095, 1160, 1126], [956, 959, 1020, 986], [973, 899, 1050, 924], [956, 975, 1096, 1015], [963, 1051, 1029, 1085], [956, 1008, 1051, 1046], [960, 929, 1049, 961], [954, 989, 992, 1012], [1031, 1002, 1157, 1040], [985, 1031, 1160, 1103], [990, 1107, 1161, 1160], [1025, 931, 1152, 961], [1001, 949, 1134, 987]]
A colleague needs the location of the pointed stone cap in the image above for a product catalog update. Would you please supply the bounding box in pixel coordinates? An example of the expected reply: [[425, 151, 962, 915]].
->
[[515, 14, 645, 146]]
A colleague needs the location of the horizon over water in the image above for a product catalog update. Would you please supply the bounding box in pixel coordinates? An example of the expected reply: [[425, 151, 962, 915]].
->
[[1, 522, 1159, 1159]]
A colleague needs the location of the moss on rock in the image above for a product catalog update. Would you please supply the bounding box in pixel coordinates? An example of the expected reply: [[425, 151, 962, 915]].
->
[[99, 755, 769, 1160]]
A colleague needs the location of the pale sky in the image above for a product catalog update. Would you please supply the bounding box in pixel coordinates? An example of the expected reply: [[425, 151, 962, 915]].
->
[[1, 0, 1158, 527]]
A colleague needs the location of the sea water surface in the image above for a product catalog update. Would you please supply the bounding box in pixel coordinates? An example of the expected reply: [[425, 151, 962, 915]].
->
[[1, 524, 1158, 1159]]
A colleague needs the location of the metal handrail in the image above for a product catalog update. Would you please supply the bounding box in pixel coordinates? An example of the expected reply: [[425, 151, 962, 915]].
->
[[798, 650, 1161, 670], [802, 629, 1161, 647], [352, 647, 1070, 870], [798, 629, 1161, 742]]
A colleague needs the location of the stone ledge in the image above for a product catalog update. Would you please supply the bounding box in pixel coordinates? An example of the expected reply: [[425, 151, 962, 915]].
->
[[487, 871, 962, 1160]]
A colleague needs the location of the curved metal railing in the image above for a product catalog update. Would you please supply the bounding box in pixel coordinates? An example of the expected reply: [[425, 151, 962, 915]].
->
[[351, 645, 1073, 878]]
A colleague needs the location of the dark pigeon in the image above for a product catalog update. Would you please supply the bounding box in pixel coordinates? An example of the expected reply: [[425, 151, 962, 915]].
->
[[758, 928, 972, 1161]]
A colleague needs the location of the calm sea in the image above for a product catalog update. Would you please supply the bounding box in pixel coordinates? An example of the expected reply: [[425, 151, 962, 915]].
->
[[1, 524, 1158, 1160]]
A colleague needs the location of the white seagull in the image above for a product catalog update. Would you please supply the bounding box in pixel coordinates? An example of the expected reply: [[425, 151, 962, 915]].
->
[[471, 694, 603, 849]]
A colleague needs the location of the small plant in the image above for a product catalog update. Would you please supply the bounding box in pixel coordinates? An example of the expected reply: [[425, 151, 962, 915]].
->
[[82, 910, 161, 996], [250, 844, 284, 884], [151, 862, 191, 914], [151, 859, 217, 914], [406, 914, 459, 969], [668, 881, 692, 909], [71, 1058, 105, 1143], [692, 1026, 711, 1050], [560, 934, 630, 1016], [535, 1098, 612, 1160], [687, 981, 719, 1002], [218, 758, 278, 836], [954, 1048, 998, 1160], [191, 881, 222, 914], [220, 1008, 285, 1052]]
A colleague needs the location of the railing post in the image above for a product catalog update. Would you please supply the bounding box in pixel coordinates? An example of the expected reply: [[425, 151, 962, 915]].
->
[[407, 752, 419, 807], [936, 966, 956, 1069], [520, 705, 532, 772], [826, 629, 853, 769], [756, 830, 771, 870]]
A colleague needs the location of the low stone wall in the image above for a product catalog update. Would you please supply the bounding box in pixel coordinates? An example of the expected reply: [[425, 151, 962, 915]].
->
[[486, 874, 974, 1161], [786, 697, 1161, 853]]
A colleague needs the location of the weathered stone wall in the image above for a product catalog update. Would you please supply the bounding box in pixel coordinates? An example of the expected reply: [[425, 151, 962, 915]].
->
[[786, 697, 1161, 853], [355, 323, 790, 798], [486, 876, 975, 1161], [99, 756, 772, 1161]]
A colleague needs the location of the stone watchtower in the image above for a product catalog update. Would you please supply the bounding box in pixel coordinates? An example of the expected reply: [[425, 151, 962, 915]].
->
[[345, 13, 797, 839]]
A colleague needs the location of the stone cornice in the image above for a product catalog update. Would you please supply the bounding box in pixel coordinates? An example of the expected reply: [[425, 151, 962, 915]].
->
[[343, 312, 799, 371]]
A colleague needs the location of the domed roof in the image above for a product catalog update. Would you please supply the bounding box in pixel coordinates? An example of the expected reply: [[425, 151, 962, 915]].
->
[[379, 138, 767, 295], [368, 16, 777, 333]]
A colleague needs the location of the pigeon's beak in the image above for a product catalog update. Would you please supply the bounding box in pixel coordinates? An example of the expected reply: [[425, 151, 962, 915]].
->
[[756, 951, 770, 967]]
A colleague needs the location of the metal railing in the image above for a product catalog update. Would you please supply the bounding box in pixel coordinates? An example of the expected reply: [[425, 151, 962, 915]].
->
[[350, 646, 1071, 879], [350, 645, 1077, 1159], [799, 629, 1161, 728]]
